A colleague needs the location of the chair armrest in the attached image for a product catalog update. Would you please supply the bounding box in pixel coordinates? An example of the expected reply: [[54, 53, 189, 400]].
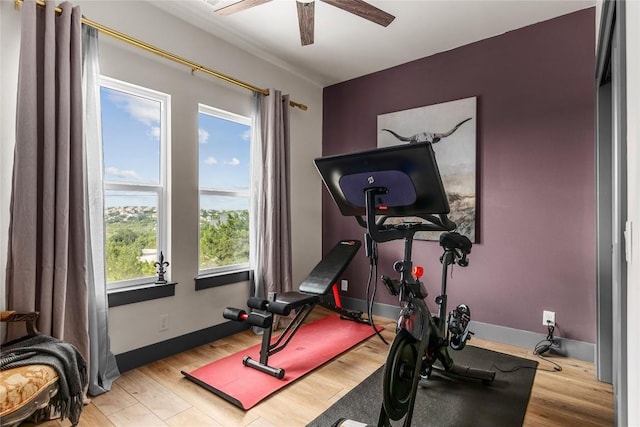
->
[[1, 311, 40, 336]]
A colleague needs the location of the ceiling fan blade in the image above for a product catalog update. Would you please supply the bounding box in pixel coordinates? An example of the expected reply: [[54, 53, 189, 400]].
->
[[320, 0, 395, 27], [215, 0, 272, 16], [297, 1, 315, 46]]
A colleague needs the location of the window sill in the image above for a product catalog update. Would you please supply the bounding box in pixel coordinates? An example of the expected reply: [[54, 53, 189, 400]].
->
[[195, 269, 252, 291], [108, 282, 177, 307]]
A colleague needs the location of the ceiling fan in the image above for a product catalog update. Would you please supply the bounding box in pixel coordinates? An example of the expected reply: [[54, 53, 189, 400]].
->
[[214, 0, 395, 46]]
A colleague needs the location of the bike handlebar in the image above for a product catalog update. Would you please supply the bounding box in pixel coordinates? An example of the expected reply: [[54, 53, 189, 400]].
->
[[356, 188, 456, 243]]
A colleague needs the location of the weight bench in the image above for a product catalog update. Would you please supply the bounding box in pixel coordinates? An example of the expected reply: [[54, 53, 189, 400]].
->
[[223, 239, 361, 379]]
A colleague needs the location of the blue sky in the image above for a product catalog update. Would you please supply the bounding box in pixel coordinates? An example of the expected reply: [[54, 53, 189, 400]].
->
[[101, 86, 160, 185], [198, 111, 250, 192], [100, 86, 250, 210]]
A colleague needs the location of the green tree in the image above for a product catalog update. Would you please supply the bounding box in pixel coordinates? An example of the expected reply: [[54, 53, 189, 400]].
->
[[105, 217, 157, 282], [200, 209, 249, 269], [104, 206, 250, 282]]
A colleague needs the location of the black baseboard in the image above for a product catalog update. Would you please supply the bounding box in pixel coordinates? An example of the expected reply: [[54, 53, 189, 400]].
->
[[115, 296, 593, 372], [115, 321, 249, 373]]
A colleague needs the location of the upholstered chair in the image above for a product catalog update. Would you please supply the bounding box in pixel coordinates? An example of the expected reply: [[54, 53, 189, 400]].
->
[[0, 311, 59, 427]]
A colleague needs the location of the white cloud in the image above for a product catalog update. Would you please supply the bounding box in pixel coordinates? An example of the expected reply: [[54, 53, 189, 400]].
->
[[199, 128, 209, 144], [241, 129, 251, 141], [204, 157, 217, 165], [225, 158, 240, 166], [108, 91, 160, 126], [105, 166, 141, 180], [149, 126, 160, 139]]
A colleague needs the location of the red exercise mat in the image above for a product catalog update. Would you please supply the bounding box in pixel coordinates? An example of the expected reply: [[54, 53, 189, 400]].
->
[[182, 315, 382, 410]]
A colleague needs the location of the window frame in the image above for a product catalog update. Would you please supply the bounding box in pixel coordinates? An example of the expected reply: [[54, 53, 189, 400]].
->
[[100, 76, 171, 291], [198, 104, 251, 277]]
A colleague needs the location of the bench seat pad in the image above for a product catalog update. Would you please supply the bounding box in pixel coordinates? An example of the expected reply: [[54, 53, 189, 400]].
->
[[275, 292, 319, 309]]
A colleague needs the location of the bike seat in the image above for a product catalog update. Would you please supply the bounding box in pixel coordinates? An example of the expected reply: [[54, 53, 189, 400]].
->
[[439, 232, 472, 253]]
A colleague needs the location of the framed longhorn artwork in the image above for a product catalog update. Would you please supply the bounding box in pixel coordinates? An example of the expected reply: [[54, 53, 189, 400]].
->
[[377, 96, 477, 241]]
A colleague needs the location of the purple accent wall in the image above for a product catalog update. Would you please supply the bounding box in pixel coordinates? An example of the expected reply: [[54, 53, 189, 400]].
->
[[322, 9, 596, 343]]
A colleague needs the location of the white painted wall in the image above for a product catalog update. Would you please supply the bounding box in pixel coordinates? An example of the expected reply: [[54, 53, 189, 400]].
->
[[595, 1, 640, 423], [0, 1, 21, 315], [0, 0, 323, 354], [625, 1, 639, 424]]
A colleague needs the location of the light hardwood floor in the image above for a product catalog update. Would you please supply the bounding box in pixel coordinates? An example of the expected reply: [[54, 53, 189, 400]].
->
[[28, 307, 614, 427]]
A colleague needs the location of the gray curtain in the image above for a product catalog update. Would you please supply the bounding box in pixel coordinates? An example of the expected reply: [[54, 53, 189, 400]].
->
[[250, 90, 293, 311], [5, 0, 88, 363], [82, 25, 120, 395]]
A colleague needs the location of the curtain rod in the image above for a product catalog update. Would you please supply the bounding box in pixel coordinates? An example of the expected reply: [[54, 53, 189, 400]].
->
[[14, 0, 308, 111]]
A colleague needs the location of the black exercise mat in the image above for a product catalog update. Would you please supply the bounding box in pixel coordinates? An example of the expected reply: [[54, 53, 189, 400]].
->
[[307, 346, 538, 427]]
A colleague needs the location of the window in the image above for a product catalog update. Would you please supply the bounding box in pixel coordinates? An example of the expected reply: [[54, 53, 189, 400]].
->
[[198, 105, 251, 275], [100, 77, 170, 290]]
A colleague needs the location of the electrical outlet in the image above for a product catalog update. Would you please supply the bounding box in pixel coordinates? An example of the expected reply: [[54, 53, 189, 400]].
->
[[159, 314, 169, 331], [543, 310, 555, 326], [341, 279, 348, 291]]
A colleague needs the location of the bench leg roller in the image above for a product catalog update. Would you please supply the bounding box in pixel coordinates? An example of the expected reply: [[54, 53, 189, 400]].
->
[[224, 308, 273, 329], [247, 297, 269, 310], [247, 312, 272, 329], [223, 307, 247, 321]]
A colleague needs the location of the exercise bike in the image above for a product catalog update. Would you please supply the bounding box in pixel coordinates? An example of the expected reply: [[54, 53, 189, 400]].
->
[[315, 142, 495, 427], [361, 189, 495, 426]]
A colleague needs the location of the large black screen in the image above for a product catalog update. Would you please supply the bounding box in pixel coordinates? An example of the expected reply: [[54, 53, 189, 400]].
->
[[314, 142, 450, 217]]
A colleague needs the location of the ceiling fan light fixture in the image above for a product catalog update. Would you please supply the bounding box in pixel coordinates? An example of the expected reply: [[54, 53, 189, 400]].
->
[[212, 0, 395, 45]]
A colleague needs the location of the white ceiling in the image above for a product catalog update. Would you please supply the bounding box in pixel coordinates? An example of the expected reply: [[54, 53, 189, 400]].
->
[[150, 0, 595, 87]]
